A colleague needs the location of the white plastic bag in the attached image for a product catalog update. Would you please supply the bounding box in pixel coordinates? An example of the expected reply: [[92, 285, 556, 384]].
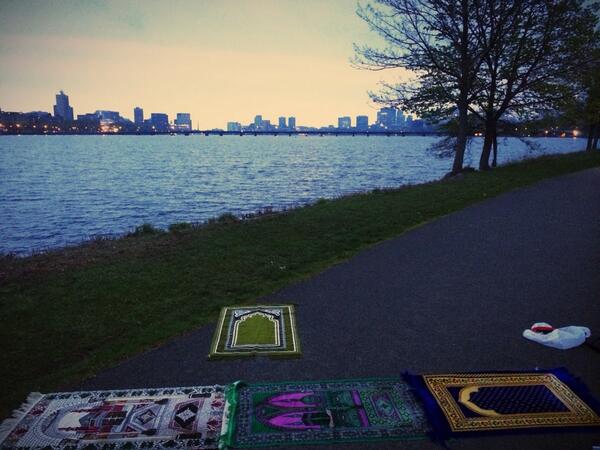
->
[[523, 322, 591, 350]]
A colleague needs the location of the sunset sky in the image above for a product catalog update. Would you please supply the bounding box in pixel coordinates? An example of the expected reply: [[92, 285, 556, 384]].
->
[[0, 0, 407, 128]]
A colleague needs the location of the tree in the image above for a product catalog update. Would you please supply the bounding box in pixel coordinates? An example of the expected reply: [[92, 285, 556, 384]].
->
[[356, 0, 599, 172], [354, 0, 489, 175], [580, 48, 600, 151], [471, 0, 599, 169]]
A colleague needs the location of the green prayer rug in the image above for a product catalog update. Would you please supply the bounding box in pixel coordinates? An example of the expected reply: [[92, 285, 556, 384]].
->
[[208, 305, 301, 359], [219, 378, 430, 448]]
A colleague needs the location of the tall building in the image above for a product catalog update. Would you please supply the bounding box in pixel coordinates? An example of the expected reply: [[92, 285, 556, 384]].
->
[[53, 90, 74, 122], [278, 116, 287, 129], [150, 113, 169, 131], [376, 107, 396, 129], [356, 115, 369, 130], [134, 107, 144, 125], [338, 116, 351, 129], [395, 112, 406, 128], [227, 122, 242, 132], [288, 116, 296, 129], [254, 115, 263, 127], [405, 115, 413, 127], [174, 113, 192, 131]]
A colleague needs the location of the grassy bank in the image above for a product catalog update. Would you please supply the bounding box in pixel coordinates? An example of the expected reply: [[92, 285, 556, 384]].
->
[[1, 151, 599, 416]]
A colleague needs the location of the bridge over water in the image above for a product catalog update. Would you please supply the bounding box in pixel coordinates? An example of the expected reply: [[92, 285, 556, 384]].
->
[[189, 130, 443, 137]]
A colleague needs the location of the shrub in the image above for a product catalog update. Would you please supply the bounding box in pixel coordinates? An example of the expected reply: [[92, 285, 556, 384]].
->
[[168, 222, 193, 233], [128, 223, 161, 237]]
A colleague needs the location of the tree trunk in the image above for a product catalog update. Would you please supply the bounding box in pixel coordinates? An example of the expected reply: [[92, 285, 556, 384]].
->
[[451, 0, 470, 176], [587, 123, 595, 151], [492, 128, 498, 167], [452, 103, 468, 174], [479, 119, 495, 170]]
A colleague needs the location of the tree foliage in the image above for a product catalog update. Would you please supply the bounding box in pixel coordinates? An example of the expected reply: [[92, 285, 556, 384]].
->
[[355, 0, 600, 171]]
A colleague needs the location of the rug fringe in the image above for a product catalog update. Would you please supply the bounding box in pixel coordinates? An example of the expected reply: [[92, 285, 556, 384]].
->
[[0, 392, 44, 443], [219, 381, 243, 450]]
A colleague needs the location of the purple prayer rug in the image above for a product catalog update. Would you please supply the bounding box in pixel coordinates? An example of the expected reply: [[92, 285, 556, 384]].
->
[[219, 378, 430, 448], [0, 385, 225, 449]]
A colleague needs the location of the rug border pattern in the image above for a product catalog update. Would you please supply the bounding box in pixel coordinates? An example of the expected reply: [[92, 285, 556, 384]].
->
[[224, 378, 430, 448], [422, 372, 600, 432]]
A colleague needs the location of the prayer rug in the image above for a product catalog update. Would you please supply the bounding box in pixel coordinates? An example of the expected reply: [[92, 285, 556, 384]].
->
[[404, 368, 600, 438], [219, 378, 430, 448], [0, 385, 225, 449], [209, 305, 301, 359]]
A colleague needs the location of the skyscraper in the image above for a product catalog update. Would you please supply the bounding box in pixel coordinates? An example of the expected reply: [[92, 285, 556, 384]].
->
[[150, 113, 169, 132], [395, 112, 405, 128], [227, 122, 242, 132], [356, 115, 369, 130], [134, 107, 144, 125], [288, 117, 296, 129], [278, 116, 287, 129], [254, 115, 263, 128], [175, 113, 192, 131], [376, 107, 396, 129], [53, 90, 74, 122], [338, 116, 351, 129]]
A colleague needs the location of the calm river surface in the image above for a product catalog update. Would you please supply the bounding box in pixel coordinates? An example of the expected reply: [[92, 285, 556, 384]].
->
[[0, 135, 583, 255]]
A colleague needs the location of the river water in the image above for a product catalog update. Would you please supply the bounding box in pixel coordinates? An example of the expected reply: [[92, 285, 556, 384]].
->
[[0, 135, 583, 255]]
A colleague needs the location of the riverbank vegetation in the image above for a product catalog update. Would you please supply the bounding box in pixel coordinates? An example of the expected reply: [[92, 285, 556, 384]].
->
[[1, 151, 599, 417]]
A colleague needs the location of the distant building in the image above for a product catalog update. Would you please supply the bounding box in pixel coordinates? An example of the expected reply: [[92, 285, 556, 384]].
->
[[405, 115, 413, 127], [376, 107, 396, 129], [338, 116, 351, 129], [95, 110, 122, 122], [395, 112, 405, 128], [24, 111, 52, 120], [278, 116, 287, 129], [174, 113, 192, 131], [411, 119, 424, 131], [77, 113, 99, 122], [254, 115, 263, 127], [262, 119, 272, 130], [227, 121, 242, 132], [356, 115, 369, 130], [288, 116, 296, 130], [53, 90, 74, 122], [150, 113, 170, 131], [134, 107, 144, 125]]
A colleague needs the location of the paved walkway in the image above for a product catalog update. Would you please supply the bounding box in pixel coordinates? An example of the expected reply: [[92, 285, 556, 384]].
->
[[78, 167, 600, 449]]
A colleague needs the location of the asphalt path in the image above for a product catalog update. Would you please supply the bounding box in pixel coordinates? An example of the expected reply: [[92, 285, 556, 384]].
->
[[77, 167, 600, 449]]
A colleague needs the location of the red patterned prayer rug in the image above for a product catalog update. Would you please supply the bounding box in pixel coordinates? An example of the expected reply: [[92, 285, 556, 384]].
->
[[0, 385, 225, 449]]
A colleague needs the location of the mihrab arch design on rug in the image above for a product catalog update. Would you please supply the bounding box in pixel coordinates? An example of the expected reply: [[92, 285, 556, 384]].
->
[[231, 310, 281, 348], [209, 305, 301, 358]]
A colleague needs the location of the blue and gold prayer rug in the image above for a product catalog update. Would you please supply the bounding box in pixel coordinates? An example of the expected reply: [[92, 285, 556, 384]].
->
[[0, 386, 225, 449], [209, 305, 301, 359], [219, 378, 430, 448], [404, 369, 600, 438]]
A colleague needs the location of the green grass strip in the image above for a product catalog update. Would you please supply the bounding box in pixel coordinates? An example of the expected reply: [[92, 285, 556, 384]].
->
[[0, 150, 599, 419]]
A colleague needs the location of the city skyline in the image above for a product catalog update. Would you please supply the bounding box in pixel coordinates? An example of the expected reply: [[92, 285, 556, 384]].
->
[[0, 0, 408, 129], [1, 89, 428, 134]]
